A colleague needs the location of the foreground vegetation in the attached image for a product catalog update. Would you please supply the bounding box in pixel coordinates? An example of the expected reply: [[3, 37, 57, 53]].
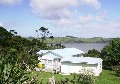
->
[[28, 70, 120, 84]]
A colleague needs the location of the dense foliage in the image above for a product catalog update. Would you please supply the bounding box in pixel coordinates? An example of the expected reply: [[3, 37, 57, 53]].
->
[[84, 49, 100, 57], [0, 26, 40, 69], [100, 38, 120, 69], [0, 50, 29, 84], [0, 26, 55, 83]]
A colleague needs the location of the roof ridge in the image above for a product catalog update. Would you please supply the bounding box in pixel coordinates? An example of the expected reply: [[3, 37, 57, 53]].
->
[[49, 51, 63, 58]]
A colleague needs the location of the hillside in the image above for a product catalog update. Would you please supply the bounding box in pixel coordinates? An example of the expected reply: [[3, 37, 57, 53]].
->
[[27, 37, 111, 43]]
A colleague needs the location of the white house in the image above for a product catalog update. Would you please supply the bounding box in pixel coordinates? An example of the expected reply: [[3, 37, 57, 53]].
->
[[36, 48, 102, 76]]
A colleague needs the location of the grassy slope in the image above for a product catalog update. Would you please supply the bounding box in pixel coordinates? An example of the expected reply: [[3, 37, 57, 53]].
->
[[29, 70, 120, 84], [96, 70, 120, 84], [26, 37, 111, 43], [46, 37, 111, 43]]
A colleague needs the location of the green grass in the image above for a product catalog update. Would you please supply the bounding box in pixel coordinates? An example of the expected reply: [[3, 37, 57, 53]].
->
[[26, 37, 111, 43], [29, 70, 120, 84], [28, 71, 73, 83], [44, 37, 110, 43], [96, 70, 120, 84]]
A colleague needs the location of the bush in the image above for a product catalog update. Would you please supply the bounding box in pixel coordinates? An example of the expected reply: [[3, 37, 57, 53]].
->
[[77, 68, 96, 84], [56, 68, 96, 84], [112, 65, 120, 77], [84, 49, 100, 57], [0, 55, 29, 84]]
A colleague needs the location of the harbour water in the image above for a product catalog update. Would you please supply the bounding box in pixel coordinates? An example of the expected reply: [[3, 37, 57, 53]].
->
[[63, 43, 108, 52]]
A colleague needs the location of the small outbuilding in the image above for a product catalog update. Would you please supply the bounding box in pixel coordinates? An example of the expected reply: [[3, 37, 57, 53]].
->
[[36, 48, 102, 76]]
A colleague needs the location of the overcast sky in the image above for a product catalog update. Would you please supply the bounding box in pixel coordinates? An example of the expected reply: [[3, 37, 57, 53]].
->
[[0, 0, 120, 38]]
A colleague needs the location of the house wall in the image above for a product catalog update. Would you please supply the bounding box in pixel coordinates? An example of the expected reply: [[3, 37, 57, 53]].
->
[[61, 62, 101, 76], [61, 63, 83, 74], [69, 64, 82, 73], [96, 61, 102, 76], [39, 57, 61, 72]]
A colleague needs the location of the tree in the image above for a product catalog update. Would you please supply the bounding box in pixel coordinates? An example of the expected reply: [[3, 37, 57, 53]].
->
[[36, 27, 56, 50], [9, 30, 17, 36], [0, 26, 12, 48], [49, 36, 54, 47], [0, 27, 39, 70], [100, 38, 120, 69], [49, 36, 54, 39], [39, 27, 50, 43], [83, 49, 100, 57]]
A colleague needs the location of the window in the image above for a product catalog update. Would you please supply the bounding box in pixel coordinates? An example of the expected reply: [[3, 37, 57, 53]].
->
[[42, 59, 47, 64], [48, 60, 52, 66]]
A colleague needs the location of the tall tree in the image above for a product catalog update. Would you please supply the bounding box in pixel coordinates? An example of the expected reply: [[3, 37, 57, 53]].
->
[[35, 27, 55, 49], [39, 27, 49, 43], [100, 38, 120, 69]]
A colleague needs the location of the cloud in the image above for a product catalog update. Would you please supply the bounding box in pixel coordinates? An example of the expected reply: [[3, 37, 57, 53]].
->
[[80, 0, 101, 9], [95, 12, 108, 22], [0, 22, 3, 27], [79, 12, 108, 24], [54, 19, 120, 38], [30, 0, 101, 21], [79, 15, 93, 23], [48, 11, 108, 29], [0, 0, 22, 5], [105, 20, 120, 29], [77, 19, 120, 38], [30, 0, 77, 20]]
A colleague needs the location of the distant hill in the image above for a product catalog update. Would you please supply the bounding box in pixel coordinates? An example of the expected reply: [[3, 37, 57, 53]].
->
[[26, 37, 111, 43]]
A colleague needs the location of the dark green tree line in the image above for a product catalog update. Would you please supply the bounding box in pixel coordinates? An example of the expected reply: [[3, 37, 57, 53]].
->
[[100, 38, 120, 69]]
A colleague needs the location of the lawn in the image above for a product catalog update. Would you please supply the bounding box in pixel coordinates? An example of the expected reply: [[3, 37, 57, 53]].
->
[[29, 70, 120, 84], [96, 70, 120, 84], [29, 71, 73, 83]]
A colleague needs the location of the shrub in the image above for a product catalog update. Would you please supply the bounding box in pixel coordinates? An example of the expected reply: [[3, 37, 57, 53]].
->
[[112, 65, 120, 77], [77, 68, 96, 84], [0, 55, 29, 84], [56, 68, 96, 84]]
